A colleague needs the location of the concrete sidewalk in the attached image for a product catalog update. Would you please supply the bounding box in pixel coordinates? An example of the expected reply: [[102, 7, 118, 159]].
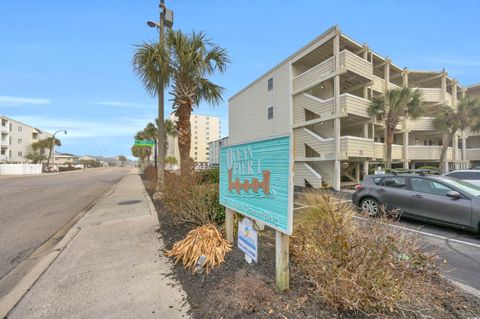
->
[[7, 169, 189, 319]]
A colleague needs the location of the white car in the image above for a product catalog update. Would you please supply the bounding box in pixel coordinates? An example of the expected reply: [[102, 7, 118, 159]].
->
[[444, 170, 480, 187]]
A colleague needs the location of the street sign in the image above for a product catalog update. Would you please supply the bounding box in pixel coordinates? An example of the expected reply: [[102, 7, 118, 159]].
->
[[238, 218, 258, 263], [219, 135, 293, 235], [134, 139, 155, 147]]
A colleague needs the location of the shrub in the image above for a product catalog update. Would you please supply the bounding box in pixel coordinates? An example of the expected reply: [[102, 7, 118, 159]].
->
[[198, 168, 219, 184], [291, 191, 453, 318], [162, 171, 225, 225], [143, 165, 157, 193]]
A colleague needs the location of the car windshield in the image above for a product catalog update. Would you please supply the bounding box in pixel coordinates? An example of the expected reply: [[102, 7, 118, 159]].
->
[[441, 177, 480, 196]]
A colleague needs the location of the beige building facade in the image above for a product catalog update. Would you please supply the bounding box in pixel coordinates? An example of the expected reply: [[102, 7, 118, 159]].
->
[[0, 115, 52, 163], [229, 26, 480, 190], [166, 114, 221, 164]]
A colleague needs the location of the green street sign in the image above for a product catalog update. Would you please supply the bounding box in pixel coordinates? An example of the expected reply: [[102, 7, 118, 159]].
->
[[134, 139, 155, 147]]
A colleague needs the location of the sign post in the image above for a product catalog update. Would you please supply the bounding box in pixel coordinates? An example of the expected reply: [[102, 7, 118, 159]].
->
[[220, 135, 293, 291]]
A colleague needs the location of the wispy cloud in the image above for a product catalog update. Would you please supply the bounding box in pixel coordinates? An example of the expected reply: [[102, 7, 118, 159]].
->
[[0, 95, 51, 106], [97, 100, 153, 108], [10, 115, 150, 139]]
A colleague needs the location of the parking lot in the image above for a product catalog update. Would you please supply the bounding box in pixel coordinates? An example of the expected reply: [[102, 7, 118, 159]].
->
[[294, 190, 480, 293]]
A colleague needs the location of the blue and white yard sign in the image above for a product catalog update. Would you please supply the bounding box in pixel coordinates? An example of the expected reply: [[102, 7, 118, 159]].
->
[[238, 218, 258, 262], [220, 135, 293, 235]]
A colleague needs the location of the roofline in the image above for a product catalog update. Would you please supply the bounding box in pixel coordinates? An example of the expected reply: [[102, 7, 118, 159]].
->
[[466, 83, 480, 89], [228, 26, 474, 101], [0, 115, 52, 136]]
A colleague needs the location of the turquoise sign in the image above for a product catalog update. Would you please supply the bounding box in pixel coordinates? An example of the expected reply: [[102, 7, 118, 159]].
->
[[220, 136, 293, 234]]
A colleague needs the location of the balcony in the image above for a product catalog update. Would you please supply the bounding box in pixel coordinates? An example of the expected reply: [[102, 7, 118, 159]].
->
[[417, 88, 452, 106], [467, 149, 480, 161], [408, 117, 436, 131], [0, 139, 8, 147], [338, 50, 373, 80], [0, 154, 7, 161], [293, 50, 372, 94], [339, 94, 370, 118], [0, 125, 8, 133], [373, 143, 404, 160], [371, 75, 401, 93], [340, 136, 375, 159], [408, 146, 453, 161], [293, 56, 335, 94]]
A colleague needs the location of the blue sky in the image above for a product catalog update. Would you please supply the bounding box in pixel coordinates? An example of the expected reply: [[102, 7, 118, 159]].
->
[[1, 0, 479, 157]]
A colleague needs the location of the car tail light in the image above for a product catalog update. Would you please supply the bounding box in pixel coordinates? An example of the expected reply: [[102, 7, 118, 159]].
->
[[355, 184, 363, 191]]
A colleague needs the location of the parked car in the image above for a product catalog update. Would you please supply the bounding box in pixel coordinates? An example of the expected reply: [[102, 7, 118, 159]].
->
[[443, 170, 480, 187], [352, 174, 480, 233]]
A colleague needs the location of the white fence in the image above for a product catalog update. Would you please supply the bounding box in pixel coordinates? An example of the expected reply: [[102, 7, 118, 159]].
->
[[0, 164, 42, 175]]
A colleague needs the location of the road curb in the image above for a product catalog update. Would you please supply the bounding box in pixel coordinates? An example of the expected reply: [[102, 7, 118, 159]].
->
[[0, 171, 131, 319], [448, 278, 480, 300]]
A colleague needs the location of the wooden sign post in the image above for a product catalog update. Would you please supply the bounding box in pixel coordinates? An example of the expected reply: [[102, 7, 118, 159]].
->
[[275, 231, 289, 291]]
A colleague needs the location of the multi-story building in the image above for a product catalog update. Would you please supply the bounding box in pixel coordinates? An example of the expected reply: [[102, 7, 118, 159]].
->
[[229, 26, 480, 190], [208, 136, 229, 166], [0, 115, 52, 163], [166, 114, 221, 164]]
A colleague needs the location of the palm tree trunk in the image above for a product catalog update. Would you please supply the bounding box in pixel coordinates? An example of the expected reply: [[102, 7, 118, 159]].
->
[[46, 145, 53, 168], [439, 130, 456, 174], [177, 104, 192, 176], [386, 128, 394, 169]]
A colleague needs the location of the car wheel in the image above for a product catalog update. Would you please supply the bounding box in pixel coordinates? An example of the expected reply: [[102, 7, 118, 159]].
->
[[360, 198, 380, 217]]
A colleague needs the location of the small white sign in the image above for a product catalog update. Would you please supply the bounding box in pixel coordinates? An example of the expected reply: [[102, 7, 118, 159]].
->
[[238, 218, 258, 263]]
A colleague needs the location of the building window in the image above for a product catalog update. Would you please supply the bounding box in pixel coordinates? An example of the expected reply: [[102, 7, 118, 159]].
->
[[268, 77, 273, 91], [18, 138, 22, 144], [267, 106, 274, 120], [1, 149, 5, 155], [18, 125, 22, 132], [18, 151, 22, 157]]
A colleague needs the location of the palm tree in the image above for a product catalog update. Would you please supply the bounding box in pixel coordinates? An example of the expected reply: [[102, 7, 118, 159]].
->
[[433, 97, 480, 173], [368, 87, 424, 169], [31, 137, 60, 167], [133, 30, 229, 176]]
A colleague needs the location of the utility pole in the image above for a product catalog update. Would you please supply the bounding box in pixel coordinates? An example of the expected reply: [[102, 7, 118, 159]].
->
[[147, 1, 173, 190], [51, 130, 67, 171]]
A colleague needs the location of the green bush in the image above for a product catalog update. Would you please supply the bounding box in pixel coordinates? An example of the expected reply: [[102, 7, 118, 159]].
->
[[198, 168, 219, 184]]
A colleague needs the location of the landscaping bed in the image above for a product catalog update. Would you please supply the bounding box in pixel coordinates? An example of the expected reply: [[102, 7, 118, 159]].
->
[[151, 198, 480, 319]]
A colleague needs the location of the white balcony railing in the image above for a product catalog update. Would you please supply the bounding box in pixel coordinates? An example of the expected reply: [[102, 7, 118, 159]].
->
[[293, 50, 373, 94], [408, 146, 453, 161]]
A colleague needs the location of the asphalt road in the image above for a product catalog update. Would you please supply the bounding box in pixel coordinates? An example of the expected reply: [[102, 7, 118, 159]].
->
[[294, 191, 480, 292], [0, 167, 130, 296]]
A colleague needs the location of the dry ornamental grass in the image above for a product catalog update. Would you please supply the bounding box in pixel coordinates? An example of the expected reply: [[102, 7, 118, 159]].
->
[[165, 224, 232, 273], [291, 191, 462, 318]]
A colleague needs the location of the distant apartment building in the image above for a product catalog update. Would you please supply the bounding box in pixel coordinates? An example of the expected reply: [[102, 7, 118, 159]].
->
[[166, 114, 221, 163], [208, 136, 229, 166], [0, 115, 52, 163], [229, 26, 480, 190]]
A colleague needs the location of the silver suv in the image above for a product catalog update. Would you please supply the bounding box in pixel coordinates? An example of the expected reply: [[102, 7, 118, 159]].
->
[[352, 174, 480, 233]]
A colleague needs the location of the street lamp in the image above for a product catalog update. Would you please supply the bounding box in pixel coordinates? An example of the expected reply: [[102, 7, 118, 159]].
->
[[147, 0, 173, 189], [52, 130, 67, 170]]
